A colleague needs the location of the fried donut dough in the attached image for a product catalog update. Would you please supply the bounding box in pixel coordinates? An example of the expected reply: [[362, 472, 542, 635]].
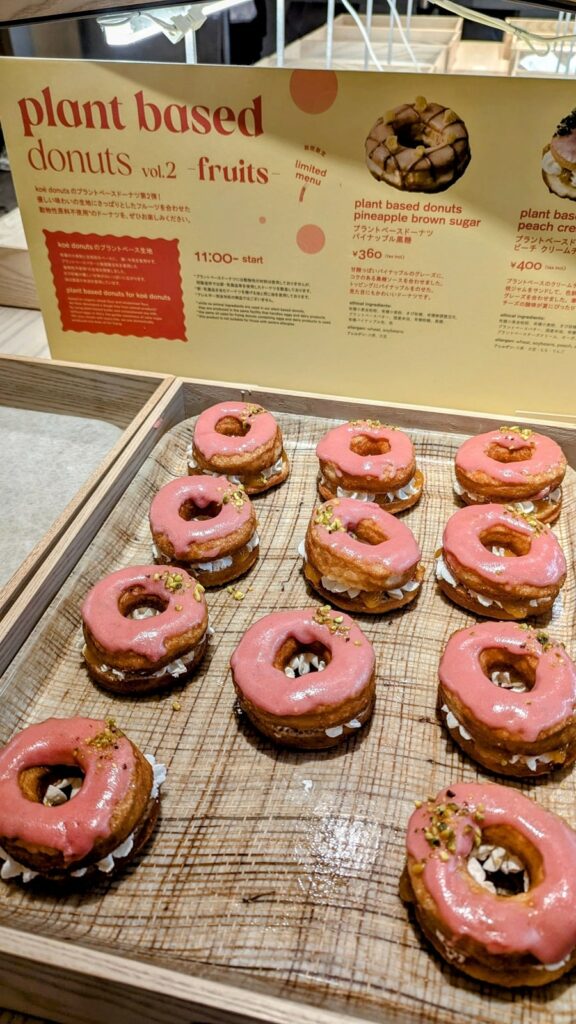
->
[[542, 108, 576, 202], [316, 419, 423, 513], [366, 96, 471, 193], [0, 717, 165, 884], [150, 475, 259, 587], [230, 607, 376, 749], [82, 565, 209, 694], [438, 622, 576, 777], [401, 782, 576, 986], [302, 498, 423, 613], [189, 400, 289, 494], [435, 504, 566, 620], [454, 426, 566, 524]]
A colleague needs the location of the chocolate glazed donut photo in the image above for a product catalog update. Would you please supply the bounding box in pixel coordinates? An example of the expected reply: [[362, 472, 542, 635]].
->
[[365, 95, 471, 193]]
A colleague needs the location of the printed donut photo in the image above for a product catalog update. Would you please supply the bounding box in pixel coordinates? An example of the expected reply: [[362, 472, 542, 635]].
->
[[542, 108, 576, 202], [365, 96, 471, 193]]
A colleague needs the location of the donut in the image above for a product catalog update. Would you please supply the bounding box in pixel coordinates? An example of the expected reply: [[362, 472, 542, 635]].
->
[[316, 420, 423, 513], [454, 426, 566, 524], [365, 96, 471, 193], [0, 717, 165, 884], [230, 607, 375, 748], [301, 498, 424, 614], [150, 475, 259, 586], [542, 108, 576, 202], [188, 401, 289, 494], [82, 565, 209, 694], [401, 782, 576, 986], [438, 622, 576, 777], [435, 504, 566, 620]]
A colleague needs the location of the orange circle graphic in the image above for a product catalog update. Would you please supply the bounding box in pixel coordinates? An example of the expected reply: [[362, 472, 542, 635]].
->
[[296, 224, 326, 254], [289, 71, 338, 115]]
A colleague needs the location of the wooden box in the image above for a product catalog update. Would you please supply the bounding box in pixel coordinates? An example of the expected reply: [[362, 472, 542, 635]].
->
[[0, 376, 575, 1024]]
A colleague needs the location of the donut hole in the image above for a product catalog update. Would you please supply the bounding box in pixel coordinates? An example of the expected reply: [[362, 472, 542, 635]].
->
[[179, 499, 221, 522], [118, 588, 167, 620], [215, 415, 250, 438], [18, 764, 84, 806], [348, 519, 388, 546], [396, 122, 438, 150], [487, 442, 534, 464], [274, 638, 331, 678], [467, 825, 543, 897], [480, 649, 536, 693], [350, 435, 391, 457], [479, 527, 531, 558]]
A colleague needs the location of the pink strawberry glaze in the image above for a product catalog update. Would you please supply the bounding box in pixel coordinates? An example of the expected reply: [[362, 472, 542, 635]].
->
[[312, 499, 421, 579], [443, 505, 566, 588], [193, 402, 278, 461], [230, 608, 375, 716], [456, 429, 565, 487], [82, 565, 207, 662], [406, 782, 576, 964], [316, 422, 414, 482], [149, 476, 254, 560], [0, 718, 138, 862], [439, 622, 576, 742]]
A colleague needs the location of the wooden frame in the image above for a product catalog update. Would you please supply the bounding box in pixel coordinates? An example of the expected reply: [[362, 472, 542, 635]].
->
[[0, 354, 171, 623], [0, 375, 575, 1023]]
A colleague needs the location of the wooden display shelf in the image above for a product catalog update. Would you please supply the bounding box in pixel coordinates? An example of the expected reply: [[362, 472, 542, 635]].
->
[[0, 355, 171, 624], [0, 210, 39, 311], [0, 375, 575, 1023]]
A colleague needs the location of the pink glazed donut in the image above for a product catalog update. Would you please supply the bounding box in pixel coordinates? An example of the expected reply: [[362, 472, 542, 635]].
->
[[230, 607, 376, 748], [82, 565, 209, 694], [189, 400, 289, 494], [435, 504, 566, 619], [150, 475, 259, 586], [302, 497, 423, 613], [401, 781, 576, 986], [454, 427, 566, 524], [438, 622, 576, 777], [316, 420, 423, 513], [0, 717, 163, 883]]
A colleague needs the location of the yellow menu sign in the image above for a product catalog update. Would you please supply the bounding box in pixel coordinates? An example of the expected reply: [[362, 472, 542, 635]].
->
[[1, 57, 576, 417]]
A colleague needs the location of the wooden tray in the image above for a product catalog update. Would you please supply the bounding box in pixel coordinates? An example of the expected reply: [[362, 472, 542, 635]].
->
[[0, 356, 170, 630], [1, 377, 576, 1024]]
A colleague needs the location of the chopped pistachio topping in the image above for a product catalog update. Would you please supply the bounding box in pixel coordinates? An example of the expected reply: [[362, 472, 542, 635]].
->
[[193, 582, 205, 602], [412, 861, 425, 875], [172, 701, 181, 712], [505, 506, 545, 532], [175, 604, 183, 612], [314, 505, 345, 533], [245, 403, 264, 417], [87, 717, 124, 750], [313, 604, 351, 637], [227, 586, 245, 601], [499, 425, 533, 440], [223, 486, 247, 510], [162, 572, 184, 593]]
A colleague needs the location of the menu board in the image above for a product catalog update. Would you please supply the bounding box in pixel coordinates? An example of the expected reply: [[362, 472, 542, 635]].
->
[[1, 57, 576, 417]]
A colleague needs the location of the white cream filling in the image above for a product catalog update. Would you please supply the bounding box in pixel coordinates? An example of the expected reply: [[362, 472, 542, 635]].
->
[[332, 473, 419, 503], [260, 456, 284, 481], [434, 931, 466, 964], [468, 844, 526, 894], [542, 150, 563, 175], [435, 554, 546, 610], [44, 778, 82, 807], [441, 704, 472, 742], [245, 531, 260, 552], [196, 554, 233, 572], [186, 461, 241, 486], [325, 719, 362, 738], [490, 669, 527, 693], [95, 641, 202, 681], [441, 704, 558, 773], [320, 574, 420, 602], [0, 755, 166, 883], [453, 480, 561, 513], [284, 652, 326, 678]]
